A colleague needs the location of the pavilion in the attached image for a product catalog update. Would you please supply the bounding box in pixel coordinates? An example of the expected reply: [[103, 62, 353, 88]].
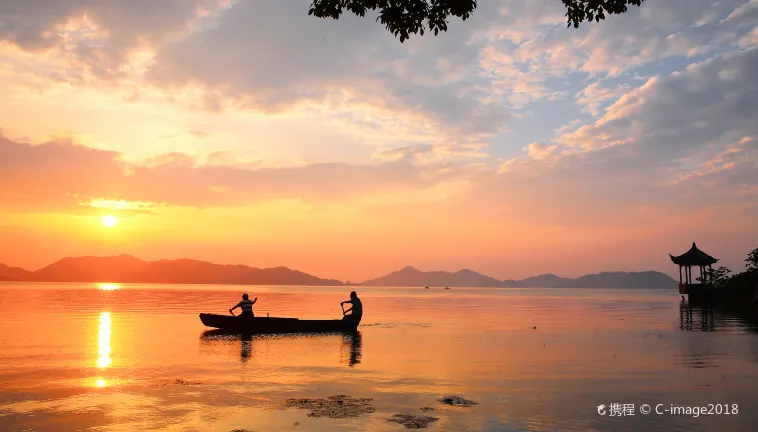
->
[[670, 242, 719, 305]]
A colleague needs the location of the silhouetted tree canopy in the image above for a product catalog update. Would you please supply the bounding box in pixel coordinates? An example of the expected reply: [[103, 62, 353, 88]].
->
[[308, 0, 646, 42], [701, 246, 758, 307]]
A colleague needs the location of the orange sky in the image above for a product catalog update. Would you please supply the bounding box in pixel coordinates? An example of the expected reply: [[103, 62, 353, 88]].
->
[[1, 1, 757, 281]]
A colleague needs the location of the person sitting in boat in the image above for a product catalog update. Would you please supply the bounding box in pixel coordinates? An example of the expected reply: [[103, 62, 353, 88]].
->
[[230, 293, 257, 318], [341, 291, 363, 324]]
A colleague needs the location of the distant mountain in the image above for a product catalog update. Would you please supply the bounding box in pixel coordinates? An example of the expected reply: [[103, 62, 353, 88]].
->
[[501, 279, 524, 288], [361, 266, 504, 287], [33, 254, 148, 282], [555, 271, 677, 290], [363, 268, 677, 289], [0, 264, 33, 281], [517, 273, 572, 288], [0, 255, 679, 289], [3, 255, 342, 286], [122, 259, 342, 286]]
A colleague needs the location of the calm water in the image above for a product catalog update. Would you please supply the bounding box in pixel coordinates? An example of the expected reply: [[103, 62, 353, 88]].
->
[[1, 283, 757, 432]]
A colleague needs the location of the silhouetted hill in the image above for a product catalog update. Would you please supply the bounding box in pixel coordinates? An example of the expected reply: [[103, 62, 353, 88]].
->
[[1, 255, 341, 286], [556, 271, 677, 289], [33, 254, 148, 282], [517, 274, 571, 288], [363, 268, 677, 289], [361, 266, 504, 287], [0, 264, 33, 281], [122, 259, 342, 286], [0, 255, 678, 289]]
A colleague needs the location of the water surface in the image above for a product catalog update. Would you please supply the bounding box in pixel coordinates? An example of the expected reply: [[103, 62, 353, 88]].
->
[[1, 283, 756, 431]]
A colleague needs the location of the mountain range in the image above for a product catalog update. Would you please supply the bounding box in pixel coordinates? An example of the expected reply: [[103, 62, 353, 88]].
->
[[360, 266, 678, 289], [0, 255, 342, 286], [0, 255, 678, 289]]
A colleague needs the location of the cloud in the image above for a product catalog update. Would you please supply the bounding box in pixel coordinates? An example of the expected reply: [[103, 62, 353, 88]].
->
[[576, 82, 631, 116], [0, 0, 226, 57], [523, 142, 560, 160], [487, 0, 752, 81], [491, 46, 758, 226], [140, 0, 518, 143], [740, 26, 758, 47], [0, 132, 464, 213], [3, 0, 755, 163], [559, 47, 758, 161]]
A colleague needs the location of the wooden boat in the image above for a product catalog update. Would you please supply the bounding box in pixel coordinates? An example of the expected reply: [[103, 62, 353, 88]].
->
[[199, 313, 360, 334]]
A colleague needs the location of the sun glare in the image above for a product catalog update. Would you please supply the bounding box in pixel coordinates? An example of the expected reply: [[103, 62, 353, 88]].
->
[[101, 215, 117, 227]]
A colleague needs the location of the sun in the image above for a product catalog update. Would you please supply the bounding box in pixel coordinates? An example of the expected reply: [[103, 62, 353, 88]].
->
[[101, 215, 117, 227]]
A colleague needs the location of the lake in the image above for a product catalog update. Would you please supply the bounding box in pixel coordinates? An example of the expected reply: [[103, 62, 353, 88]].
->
[[0, 283, 756, 431]]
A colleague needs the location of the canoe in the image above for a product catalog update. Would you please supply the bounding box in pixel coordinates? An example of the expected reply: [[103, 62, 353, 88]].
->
[[199, 313, 360, 334]]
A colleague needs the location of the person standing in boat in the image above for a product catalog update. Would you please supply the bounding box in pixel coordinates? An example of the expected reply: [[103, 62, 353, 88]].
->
[[341, 291, 363, 325], [230, 293, 257, 318]]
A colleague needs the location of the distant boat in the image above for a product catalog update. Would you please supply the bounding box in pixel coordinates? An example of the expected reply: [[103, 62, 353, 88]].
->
[[445, 286, 450, 290], [425, 286, 429, 289], [199, 313, 360, 334]]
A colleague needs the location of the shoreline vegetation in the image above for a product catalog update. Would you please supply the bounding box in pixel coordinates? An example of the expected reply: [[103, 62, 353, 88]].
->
[[704, 246, 758, 311], [0, 254, 681, 289]]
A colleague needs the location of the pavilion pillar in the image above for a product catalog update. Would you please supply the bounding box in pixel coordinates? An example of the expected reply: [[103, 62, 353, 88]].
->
[[679, 265, 683, 284]]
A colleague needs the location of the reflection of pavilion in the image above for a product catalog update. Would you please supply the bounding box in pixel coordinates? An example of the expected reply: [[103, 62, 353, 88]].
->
[[679, 303, 713, 332]]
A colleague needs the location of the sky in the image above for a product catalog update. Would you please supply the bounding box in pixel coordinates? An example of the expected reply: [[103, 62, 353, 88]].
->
[[1, 0, 757, 282]]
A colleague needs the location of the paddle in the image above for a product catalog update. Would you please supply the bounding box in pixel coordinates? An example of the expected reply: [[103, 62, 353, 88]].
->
[[341, 303, 346, 316]]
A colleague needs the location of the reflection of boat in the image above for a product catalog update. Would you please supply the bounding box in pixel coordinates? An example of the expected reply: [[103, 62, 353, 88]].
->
[[199, 313, 360, 333], [199, 330, 363, 365]]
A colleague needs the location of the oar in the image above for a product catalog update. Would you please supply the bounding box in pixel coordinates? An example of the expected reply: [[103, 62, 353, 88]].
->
[[341, 303, 346, 315]]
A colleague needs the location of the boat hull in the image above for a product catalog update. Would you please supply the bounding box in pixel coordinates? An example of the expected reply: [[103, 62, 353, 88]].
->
[[199, 313, 360, 333]]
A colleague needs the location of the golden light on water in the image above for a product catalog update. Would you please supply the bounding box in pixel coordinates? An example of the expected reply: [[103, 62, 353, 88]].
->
[[96, 379, 107, 387], [98, 283, 120, 291], [97, 312, 112, 368]]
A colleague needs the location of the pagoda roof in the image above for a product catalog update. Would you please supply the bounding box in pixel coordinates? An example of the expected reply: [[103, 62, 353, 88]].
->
[[669, 242, 718, 266]]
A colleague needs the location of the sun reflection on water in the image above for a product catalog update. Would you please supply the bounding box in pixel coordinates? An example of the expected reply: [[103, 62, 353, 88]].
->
[[98, 312, 112, 368], [98, 283, 120, 291], [95, 378, 107, 387]]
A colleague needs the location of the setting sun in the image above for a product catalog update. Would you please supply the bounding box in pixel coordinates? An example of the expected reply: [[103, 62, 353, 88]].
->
[[101, 215, 117, 228]]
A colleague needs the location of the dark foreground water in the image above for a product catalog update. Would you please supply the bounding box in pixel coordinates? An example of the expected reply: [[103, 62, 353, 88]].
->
[[0, 283, 756, 431]]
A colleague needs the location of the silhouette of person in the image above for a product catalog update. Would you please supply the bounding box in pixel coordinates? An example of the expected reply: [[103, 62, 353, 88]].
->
[[340, 291, 363, 326], [230, 293, 257, 318]]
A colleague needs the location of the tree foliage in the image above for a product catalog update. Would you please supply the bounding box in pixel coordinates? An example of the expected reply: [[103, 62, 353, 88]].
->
[[700, 266, 733, 290], [746, 246, 758, 273], [702, 246, 758, 307], [308, 0, 647, 42]]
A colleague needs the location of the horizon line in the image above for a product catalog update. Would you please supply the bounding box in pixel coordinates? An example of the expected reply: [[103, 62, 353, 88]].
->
[[0, 253, 677, 284]]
